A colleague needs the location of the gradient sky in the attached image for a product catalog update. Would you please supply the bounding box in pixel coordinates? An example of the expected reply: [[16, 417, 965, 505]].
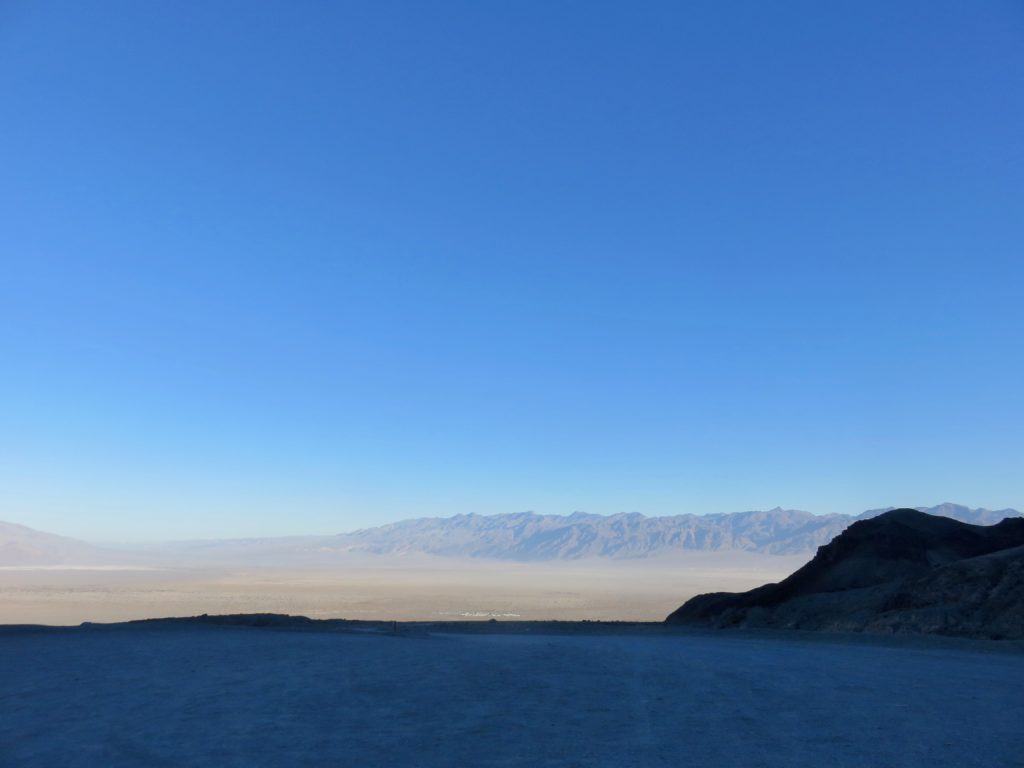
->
[[2, 1, 1022, 540]]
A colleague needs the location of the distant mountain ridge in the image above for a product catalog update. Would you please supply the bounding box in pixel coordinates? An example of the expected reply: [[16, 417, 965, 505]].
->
[[0, 521, 108, 566], [1, 504, 1019, 565], [336, 503, 1020, 561], [340, 508, 849, 559]]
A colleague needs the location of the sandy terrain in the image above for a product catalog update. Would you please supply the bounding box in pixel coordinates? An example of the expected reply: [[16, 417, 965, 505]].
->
[[1, 622, 1021, 767], [0, 552, 806, 625]]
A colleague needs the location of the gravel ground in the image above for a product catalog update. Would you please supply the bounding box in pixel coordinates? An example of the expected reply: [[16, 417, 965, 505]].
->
[[2, 623, 1022, 767]]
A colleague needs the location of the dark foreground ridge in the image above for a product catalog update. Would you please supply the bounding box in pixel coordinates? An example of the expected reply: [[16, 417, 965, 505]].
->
[[70, 613, 661, 636], [5, 612, 1022, 655], [666, 508, 1024, 639]]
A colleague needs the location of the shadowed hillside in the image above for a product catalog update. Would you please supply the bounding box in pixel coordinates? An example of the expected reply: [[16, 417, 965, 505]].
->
[[666, 509, 1024, 638]]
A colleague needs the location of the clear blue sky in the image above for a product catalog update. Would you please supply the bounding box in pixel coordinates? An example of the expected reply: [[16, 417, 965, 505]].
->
[[1, 1, 1022, 540]]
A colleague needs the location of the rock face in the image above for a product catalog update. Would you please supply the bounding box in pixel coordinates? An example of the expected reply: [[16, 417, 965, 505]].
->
[[665, 509, 1024, 639]]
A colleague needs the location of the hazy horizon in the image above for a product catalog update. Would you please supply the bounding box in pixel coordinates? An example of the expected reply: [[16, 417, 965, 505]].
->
[[6, 501, 1021, 544]]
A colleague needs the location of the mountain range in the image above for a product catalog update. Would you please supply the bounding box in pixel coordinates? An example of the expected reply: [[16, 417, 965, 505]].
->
[[1, 503, 1020, 566], [337, 503, 1020, 560]]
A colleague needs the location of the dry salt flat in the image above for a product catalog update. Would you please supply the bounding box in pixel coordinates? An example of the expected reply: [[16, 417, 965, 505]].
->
[[1, 622, 1022, 767]]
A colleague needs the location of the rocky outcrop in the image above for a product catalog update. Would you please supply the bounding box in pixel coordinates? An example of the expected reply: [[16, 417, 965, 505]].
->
[[665, 509, 1024, 639]]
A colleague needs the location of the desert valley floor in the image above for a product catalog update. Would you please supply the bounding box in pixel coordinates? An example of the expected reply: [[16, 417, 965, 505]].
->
[[0, 552, 808, 625], [2, 621, 1022, 768]]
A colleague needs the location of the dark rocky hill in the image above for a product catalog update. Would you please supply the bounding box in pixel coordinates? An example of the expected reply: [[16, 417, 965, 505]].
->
[[665, 509, 1024, 638]]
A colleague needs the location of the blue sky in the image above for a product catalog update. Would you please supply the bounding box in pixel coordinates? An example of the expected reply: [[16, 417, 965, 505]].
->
[[1, 1, 1022, 540]]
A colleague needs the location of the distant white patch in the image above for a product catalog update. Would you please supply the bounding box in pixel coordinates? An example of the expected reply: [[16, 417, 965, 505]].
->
[[0, 565, 164, 571]]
